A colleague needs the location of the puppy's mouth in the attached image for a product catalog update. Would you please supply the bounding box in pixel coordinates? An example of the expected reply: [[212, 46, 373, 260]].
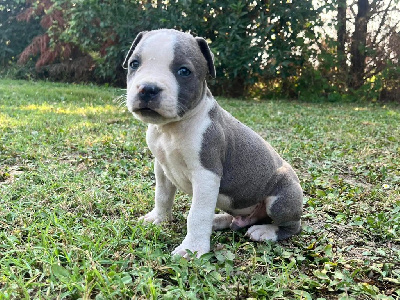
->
[[133, 107, 161, 118]]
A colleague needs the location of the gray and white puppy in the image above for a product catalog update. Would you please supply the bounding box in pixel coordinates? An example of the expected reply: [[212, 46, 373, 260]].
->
[[123, 29, 303, 258]]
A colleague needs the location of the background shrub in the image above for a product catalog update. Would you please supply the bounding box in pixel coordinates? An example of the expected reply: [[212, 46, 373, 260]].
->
[[1, 0, 400, 101]]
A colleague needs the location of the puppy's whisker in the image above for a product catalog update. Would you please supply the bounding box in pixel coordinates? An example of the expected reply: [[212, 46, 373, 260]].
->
[[113, 94, 127, 108]]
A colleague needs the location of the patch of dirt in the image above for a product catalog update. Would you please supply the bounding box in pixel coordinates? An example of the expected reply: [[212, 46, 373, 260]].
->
[[0, 166, 24, 185]]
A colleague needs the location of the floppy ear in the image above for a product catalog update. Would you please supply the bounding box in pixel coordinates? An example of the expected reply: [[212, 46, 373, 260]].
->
[[122, 31, 147, 69], [195, 37, 216, 78]]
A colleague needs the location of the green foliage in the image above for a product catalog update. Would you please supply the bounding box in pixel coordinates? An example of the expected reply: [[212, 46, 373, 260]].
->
[[3, 0, 400, 99], [178, 0, 319, 97], [60, 0, 145, 83], [1, 79, 400, 298], [362, 64, 400, 102], [54, 0, 319, 96], [0, 1, 42, 67]]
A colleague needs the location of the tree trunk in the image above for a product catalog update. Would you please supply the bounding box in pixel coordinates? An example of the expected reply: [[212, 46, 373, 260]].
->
[[337, 0, 347, 70], [349, 0, 369, 89]]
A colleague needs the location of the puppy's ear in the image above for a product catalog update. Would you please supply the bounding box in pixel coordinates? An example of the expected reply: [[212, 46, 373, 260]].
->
[[196, 37, 216, 78], [122, 31, 147, 69]]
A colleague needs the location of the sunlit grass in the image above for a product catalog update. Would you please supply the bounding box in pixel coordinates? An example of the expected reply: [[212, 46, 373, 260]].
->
[[17, 103, 119, 116], [0, 79, 399, 299]]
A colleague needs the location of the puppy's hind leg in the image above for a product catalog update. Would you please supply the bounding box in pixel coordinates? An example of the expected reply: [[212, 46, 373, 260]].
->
[[246, 182, 303, 242]]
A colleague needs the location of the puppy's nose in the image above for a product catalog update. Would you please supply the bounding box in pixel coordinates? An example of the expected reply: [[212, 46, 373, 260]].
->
[[138, 84, 161, 102]]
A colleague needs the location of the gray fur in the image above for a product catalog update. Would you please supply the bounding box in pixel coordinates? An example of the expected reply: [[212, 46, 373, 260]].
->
[[201, 105, 283, 208], [201, 103, 303, 239], [171, 38, 209, 116], [122, 31, 146, 69], [195, 37, 216, 78]]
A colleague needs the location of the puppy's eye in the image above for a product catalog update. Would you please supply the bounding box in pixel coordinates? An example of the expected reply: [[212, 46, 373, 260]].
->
[[178, 67, 191, 77], [129, 60, 140, 70]]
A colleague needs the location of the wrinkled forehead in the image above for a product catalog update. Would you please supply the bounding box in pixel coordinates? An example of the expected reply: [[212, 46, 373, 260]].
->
[[133, 30, 205, 66], [136, 31, 176, 62]]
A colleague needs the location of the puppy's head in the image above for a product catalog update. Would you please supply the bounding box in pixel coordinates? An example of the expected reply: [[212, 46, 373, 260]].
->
[[123, 29, 215, 124]]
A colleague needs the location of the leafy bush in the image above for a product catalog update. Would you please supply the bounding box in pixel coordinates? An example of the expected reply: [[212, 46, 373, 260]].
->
[[0, 1, 42, 68], [8, 0, 399, 101], [27, 0, 320, 97]]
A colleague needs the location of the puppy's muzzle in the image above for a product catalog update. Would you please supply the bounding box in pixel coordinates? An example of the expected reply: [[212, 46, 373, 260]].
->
[[133, 83, 163, 117], [138, 84, 162, 103]]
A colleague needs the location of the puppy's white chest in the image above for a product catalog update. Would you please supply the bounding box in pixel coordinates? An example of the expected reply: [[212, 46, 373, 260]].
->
[[147, 127, 196, 194]]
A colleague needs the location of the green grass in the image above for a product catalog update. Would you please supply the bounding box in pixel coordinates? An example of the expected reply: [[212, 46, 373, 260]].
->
[[0, 79, 399, 299]]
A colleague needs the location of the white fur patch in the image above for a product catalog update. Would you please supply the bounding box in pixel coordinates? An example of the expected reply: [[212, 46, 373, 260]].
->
[[216, 194, 232, 212], [146, 96, 216, 194], [265, 196, 278, 216], [246, 224, 278, 242], [172, 168, 221, 257], [139, 160, 177, 224], [216, 194, 261, 216], [139, 209, 170, 224], [144, 95, 219, 257], [126, 31, 180, 121], [212, 213, 233, 231]]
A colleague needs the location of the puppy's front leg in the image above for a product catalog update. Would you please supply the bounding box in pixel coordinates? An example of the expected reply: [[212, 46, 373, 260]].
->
[[172, 170, 220, 258], [139, 160, 176, 224]]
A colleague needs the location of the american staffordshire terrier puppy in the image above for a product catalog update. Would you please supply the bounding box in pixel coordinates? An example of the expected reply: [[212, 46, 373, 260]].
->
[[123, 29, 303, 258]]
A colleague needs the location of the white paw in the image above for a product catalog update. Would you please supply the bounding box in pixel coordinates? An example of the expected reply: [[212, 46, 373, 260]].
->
[[245, 224, 278, 242], [138, 209, 171, 225], [212, 214, 233, 231], [171, 236, 210, 259]]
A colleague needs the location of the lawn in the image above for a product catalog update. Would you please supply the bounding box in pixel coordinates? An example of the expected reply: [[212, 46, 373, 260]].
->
[[0, 79, 399, 299]]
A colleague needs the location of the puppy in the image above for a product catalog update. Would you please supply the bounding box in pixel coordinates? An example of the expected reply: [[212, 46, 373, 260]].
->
[[123, 29, 303, 258]]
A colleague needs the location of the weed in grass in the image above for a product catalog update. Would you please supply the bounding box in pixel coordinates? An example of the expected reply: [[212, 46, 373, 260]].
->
[[0, 80, 399, 299]]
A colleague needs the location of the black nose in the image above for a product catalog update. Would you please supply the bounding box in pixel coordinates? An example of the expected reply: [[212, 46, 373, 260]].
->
[[138, 84, 161, 102]]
